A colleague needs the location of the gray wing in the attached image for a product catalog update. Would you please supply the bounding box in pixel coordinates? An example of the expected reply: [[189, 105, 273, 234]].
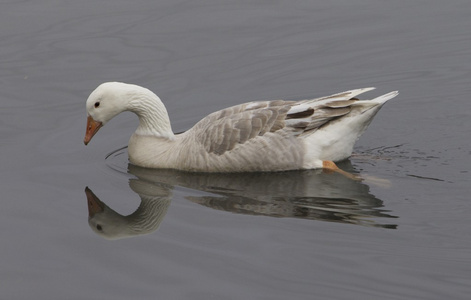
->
[[186, 88, 375, 155], [189, 101, 292, 155]]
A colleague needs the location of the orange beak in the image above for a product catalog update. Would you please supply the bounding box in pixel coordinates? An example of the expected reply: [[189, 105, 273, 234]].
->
[[84, 116, 103, 145], [85, 187, 105, 217]]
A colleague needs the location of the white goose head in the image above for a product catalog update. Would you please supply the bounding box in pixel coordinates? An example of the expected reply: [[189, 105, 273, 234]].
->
[[84, 82, 173, 145]]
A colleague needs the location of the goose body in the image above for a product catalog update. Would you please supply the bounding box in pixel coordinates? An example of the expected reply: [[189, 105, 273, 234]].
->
[[84, 82, 397, 172]]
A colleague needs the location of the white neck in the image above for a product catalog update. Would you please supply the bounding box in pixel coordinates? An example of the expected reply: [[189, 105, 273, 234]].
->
[[126, 88, 175, 139]]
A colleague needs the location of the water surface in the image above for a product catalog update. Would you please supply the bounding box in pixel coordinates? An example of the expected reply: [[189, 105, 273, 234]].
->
[[1, 1, 470, 299]]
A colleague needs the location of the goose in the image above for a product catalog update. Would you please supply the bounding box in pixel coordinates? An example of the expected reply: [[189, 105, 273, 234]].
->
[[84, 82, 397, 173]]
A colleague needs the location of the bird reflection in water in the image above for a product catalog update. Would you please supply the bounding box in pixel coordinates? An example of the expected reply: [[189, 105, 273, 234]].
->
[[85, 161, 397, 239], [86, 180, 172, 240]]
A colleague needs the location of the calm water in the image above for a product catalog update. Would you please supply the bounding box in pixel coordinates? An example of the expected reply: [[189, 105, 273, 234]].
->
[[1, 0, 470, 299]]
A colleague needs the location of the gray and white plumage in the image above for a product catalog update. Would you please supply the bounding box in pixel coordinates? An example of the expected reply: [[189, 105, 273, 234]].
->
[[84, 82, 398, 172]]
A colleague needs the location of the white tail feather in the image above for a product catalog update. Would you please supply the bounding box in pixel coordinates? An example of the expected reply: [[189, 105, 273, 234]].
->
[[372, 91, 399, 104]]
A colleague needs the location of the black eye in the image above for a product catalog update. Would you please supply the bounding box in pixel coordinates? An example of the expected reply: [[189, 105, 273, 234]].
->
[[94, 102, 100, 108], [96, 224, 103, 231]]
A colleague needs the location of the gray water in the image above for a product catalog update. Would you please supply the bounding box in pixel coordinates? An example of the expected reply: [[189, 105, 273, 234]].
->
[[2, 0, 471, 299]]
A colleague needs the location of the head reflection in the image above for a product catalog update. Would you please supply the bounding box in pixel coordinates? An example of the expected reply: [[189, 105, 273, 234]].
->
[[85, 180, 172, 240]]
